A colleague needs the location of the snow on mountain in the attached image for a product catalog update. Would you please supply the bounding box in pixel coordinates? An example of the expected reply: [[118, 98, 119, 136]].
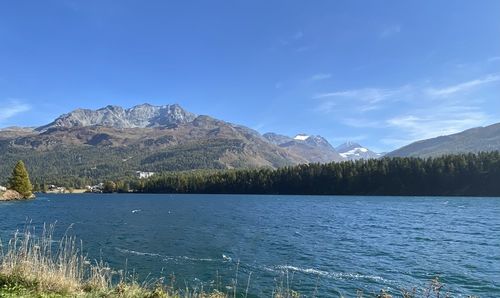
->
[[336, 142, 381, 160], [294, 134, 310, 141]]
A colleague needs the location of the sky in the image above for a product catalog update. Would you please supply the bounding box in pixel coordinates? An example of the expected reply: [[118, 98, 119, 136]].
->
[[0, 1, 499, 152]]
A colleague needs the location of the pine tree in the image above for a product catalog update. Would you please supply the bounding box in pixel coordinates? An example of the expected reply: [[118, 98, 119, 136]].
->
[[9, 160, 33, 198]]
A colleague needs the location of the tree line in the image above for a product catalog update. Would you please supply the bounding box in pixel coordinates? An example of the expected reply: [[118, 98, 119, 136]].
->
[[141, 152, 500, 196]]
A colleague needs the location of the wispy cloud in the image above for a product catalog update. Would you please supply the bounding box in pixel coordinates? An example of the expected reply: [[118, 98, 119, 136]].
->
[[383, 105, 490, 145], [314, 87, 400, 103], [314, 86, 410, 113], [380, 25, 401, 38], [426, 74, 500, 96], [308, 73, 331, 82], [313, 73, 499, 150], [0, 100, 31, 123], [389, 109, 487, 137]]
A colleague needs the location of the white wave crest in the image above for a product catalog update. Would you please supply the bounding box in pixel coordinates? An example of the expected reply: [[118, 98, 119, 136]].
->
[[269, 265, 388, 282], [116, 248, 217, 262]]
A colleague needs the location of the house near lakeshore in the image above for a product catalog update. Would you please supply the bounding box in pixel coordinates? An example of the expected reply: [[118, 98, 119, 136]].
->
[[0, 185, 7, 192], [47, 185, 67, 193], [86, 183, 104, 193], [136, 171, 155, 179]]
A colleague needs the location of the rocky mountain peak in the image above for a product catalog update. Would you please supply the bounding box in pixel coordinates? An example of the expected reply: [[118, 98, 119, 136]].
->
[[263, 132, 342, 163], [36, 103, 197, 131], [336, 141, 362, 152], [305, 135, 334, 149]]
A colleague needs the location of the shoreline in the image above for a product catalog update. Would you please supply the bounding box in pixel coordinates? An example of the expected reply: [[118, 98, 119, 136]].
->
[[37, 192, 500, 198]]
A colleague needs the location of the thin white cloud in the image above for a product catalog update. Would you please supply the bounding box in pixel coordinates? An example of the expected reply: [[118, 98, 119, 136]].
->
[[380, 25, 401, 38], [308, 73, 331, 82], [314, 86, 410, 113], [0, 100, 31, 122], [314, 87, 400, 103], [312, 73, 499, 150], [427, 74, 500, 96], [384, 106, 490, 143]]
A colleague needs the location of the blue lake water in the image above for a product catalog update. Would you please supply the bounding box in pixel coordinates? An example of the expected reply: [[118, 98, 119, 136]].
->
[[0, 194, 499, 297]]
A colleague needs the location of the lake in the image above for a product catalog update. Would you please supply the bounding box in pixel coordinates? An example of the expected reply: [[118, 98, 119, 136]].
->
[[0, 194, 498, 297]]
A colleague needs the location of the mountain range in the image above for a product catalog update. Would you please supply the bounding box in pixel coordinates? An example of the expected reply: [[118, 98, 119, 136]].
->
[[0, 103, 498, 184], [0, 104, 354, 184]]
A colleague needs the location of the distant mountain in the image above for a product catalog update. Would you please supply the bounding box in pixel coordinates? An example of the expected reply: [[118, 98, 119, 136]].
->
[[336, 141, 381, 160], [0, 127, 36, 140], [387, 123, 500, 157], [36, 104, 196, 131], [263, 133, 344, 163]]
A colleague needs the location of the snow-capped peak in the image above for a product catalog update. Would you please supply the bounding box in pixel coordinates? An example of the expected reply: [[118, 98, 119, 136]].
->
[[336, 141, 381, 160], [339, 147, 369, 158], [294, 134, 310, 141]]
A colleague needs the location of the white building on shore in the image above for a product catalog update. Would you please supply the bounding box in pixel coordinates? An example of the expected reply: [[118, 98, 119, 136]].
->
[[0, 185, 7, 192], [136, 171, 155, 179]]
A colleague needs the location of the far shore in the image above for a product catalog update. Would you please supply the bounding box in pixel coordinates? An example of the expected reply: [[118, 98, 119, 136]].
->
[[41, 189, 88, 194]]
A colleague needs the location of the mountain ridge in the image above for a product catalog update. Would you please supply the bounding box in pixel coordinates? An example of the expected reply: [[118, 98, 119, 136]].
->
[[35, 103, 197, 131], [263, 132, 344, 163], [387, 122, 500, 157]]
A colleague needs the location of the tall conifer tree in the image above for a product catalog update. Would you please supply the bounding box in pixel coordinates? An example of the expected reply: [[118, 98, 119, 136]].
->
[[9, 160, 33, 198]]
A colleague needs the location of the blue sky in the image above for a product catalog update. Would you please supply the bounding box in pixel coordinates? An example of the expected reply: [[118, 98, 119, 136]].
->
[[0, 1, 499, 152]]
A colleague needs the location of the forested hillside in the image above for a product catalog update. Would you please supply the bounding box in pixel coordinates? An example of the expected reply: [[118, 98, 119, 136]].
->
[[0, 138, 289, 187], [142, 152, 500, 196]]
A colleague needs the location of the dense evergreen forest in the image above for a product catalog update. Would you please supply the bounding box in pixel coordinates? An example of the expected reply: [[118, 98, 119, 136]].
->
[[142, 152, 500, 196], [0, 139, 252, 188]]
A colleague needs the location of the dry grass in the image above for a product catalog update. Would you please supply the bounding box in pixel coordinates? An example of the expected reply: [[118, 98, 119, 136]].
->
[[0, 224, 229, 297]]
